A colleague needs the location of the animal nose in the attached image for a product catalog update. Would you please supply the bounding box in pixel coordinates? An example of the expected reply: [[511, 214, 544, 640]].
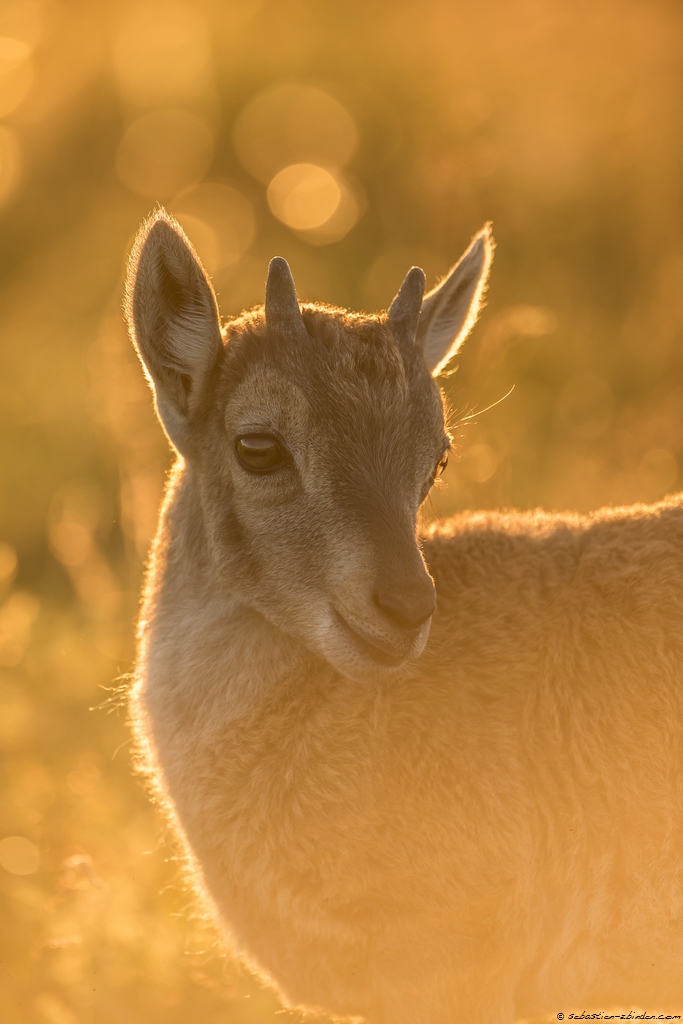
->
[[374, 581, 436, 631]]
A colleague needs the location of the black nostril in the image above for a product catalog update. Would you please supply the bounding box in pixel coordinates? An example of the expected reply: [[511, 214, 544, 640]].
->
[[373, 586, 436, 631]]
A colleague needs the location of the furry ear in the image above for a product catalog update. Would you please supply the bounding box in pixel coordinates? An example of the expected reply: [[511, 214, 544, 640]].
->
[[418, 224, 494, 377], [125, 210, 223, 454]]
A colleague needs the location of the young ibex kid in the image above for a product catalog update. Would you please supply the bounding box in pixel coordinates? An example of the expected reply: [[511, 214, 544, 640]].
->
[[126, 210, 683, 1024]]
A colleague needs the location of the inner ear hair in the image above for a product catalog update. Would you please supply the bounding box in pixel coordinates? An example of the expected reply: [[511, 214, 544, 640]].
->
[[125, 210, 223, 451]]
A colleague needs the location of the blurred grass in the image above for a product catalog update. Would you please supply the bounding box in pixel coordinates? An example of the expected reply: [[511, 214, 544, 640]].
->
[[0, 0, 682, 1020]]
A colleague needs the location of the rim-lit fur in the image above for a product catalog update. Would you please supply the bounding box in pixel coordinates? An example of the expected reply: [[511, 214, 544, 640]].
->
[[127, 212, 683, 1023]]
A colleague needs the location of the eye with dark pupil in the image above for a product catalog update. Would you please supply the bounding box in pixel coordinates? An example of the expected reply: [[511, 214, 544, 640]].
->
[[235, 435, 284, 473], [435, 452, 449, 478]]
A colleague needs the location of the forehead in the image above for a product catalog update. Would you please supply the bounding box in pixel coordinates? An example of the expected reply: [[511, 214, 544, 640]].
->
[[220, 305, 444, 450]]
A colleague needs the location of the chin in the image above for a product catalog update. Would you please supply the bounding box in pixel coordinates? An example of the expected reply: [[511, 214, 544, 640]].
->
[[323, 647, 407, 684], [309, 612, 432, 684]]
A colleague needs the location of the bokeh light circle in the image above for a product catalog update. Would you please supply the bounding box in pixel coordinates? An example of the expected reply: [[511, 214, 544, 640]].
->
[[267, 164, 342, 230], [170, 182, 255, 273], [233, 84, 358, 184], [0, 36, 33, 117], [0, 835, 39, 875]]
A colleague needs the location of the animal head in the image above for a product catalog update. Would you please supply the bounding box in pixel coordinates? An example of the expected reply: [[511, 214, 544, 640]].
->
[[125, 211, 493, 682]]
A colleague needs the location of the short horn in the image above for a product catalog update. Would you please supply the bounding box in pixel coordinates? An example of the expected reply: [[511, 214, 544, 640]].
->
[[387, 266, 426, 347], [265, 257, 307, 341]]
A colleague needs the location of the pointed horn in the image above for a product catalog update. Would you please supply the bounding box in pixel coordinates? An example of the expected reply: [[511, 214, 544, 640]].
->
[[387, 266, 426, 347], [265, 256, 307, 341]]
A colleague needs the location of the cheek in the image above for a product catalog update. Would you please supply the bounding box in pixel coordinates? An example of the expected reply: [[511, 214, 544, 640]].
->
[[230, 490, 330, 586]]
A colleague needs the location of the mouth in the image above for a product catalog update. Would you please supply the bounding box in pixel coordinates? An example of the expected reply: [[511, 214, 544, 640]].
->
[[332, 610, 410, 668]]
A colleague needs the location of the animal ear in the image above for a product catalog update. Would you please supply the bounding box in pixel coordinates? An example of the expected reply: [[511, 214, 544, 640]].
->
[[418, 224, 494, 377], [125, 210, 223, 454]]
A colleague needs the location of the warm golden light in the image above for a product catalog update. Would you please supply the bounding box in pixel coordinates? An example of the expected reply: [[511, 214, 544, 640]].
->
[[0, 542, 17, 582], [111, 2, 211, 107], [115, 109, 214, 199], [267, 163, 342, 231], [233, 84, 358, 184], [0, 36, 33, 117], [2, 0, 683, 1018], [639, 446, 678, 498], [0, 591, 39, 667], [461, 443, 498, 484], [170, 182, 255, 272], [0, 124, 20, 205], [0, 836, 40, 876]]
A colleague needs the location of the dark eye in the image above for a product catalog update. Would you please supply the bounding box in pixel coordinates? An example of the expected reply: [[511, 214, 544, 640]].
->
[[235, 435, 286, 474], [435, 451, 449, 478]]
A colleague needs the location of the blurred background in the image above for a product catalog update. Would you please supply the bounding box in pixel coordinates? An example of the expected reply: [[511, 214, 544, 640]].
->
[[0, 0, 682, 1020]]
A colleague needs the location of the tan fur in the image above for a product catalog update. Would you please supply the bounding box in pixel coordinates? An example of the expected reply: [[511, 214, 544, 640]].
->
[[127, 211, 683, 1023]]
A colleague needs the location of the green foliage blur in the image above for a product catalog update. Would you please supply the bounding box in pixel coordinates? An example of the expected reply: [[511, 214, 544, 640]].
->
[[0, 0, 682, 1021]]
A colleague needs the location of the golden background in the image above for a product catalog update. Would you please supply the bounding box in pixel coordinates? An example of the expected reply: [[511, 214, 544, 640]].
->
[[0, 0, 682, 1020]]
